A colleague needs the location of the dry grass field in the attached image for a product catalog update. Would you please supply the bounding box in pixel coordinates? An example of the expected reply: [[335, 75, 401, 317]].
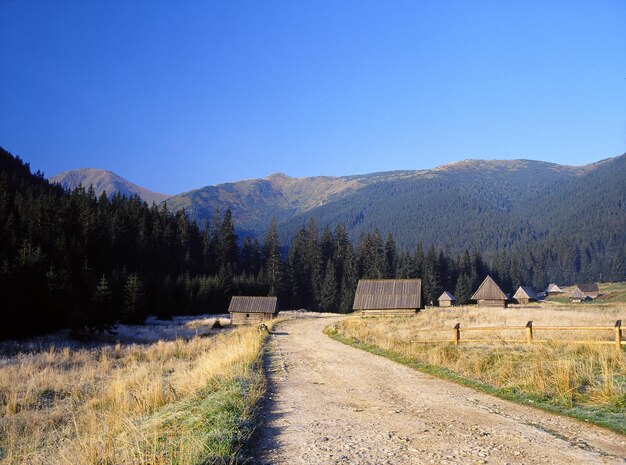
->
[[0, 318, 269, 465], [334, 302, 626, 432]]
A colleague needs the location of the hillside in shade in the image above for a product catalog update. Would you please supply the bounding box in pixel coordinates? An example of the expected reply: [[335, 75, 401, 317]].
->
[[51, 168, 171, 204]]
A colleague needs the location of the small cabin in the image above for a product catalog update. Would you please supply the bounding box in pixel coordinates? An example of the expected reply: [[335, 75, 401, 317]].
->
[[437, 291, 457, 307], [228, 296, 278, 325], [471, 275, 508, 308], [513, 286, 539, 305], [545, 283, 563, 296], [575, 283, 600, 299], [570, 287, 588, 303], [353, 279, 422, 316]]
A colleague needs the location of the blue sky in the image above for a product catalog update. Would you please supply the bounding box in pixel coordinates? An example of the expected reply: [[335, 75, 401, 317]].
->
[[1, 1, 625, 194]]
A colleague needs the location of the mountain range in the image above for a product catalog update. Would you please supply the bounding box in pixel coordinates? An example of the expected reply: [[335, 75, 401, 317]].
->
[[51, 154, 626, 257]]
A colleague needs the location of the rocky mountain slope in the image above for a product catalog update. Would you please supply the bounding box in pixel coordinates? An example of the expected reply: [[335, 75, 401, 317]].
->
[[50, 168, 170, 204]]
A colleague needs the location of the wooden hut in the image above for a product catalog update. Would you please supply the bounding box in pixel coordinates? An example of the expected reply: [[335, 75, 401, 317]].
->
[[437, 291, 457, 307], [575, 283, 600, 299], [228, 296, 277, 325], [513, 286, 538, 304], [545, 283, 563, 296], [570, 287, 588, 303], [471, 275, 508, 308], [352, 279, 422, 316]]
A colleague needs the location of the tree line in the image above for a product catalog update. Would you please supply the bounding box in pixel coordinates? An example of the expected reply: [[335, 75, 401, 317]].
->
[[0, 146, 613, 339]]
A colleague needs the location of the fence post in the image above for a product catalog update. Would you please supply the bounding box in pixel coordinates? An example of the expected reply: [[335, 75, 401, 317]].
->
[[453, 323, 461, 345], [616, 320, 622, 351], [526, 321, 533, 345]]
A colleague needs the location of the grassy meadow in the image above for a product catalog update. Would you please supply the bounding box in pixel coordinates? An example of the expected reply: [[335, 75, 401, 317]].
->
[[329, 302, 626, 433], [0, 317, 269, 465], [546, 281, 626, 304]]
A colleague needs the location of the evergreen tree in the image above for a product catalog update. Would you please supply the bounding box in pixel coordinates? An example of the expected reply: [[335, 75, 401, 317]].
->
[[454, 272, 473, 304], [219, 208, 238, 270], [384, 232, 397, 278], [263, 218, 283, 297], [122, 274, 146, 324], [610, 245, 626, 281], [91, 275, 114, 334], [423, 244, 442, 306], [320, 259, 338, 311]]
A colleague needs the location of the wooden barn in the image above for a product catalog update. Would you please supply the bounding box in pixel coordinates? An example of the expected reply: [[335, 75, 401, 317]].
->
[[513, 286, 538, 304], [570, 287, 588, 303], [575, 283, 600, 299], [353, 279, 422, 316], [471, 275, 508, 308], [437, 291, 457, 307], [228, 296, 278, 325], [545, 283, 564, 296]]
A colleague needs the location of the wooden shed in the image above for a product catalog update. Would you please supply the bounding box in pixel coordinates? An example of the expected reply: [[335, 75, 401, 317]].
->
[[228, 296, 278, 325], [353, 279, 422, 316], [545, 283, 563, 295], [570, 287, 588, 303], [513, 286, 538, 304], [437, 291, 457, 307], [575, 283, 600, 299], [471, 275, 508, 308]]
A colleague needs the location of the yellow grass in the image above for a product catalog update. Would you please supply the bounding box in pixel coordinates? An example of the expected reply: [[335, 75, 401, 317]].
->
[[0, 321, 269, 465], [338, 303, 626, 411]]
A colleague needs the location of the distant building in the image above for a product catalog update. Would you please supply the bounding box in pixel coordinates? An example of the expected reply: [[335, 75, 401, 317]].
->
[[471, 275, 508, 308], [228, 296, 278, 325], [352, 279, 422, 316], [437, 291, 457, 307], [513, 286, 539, 305], [569, 287, 588, 303], [545, 283, 563, 295], [575, 283, 600, 299]]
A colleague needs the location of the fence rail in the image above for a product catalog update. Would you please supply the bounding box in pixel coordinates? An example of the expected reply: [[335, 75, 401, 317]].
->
[[411, 320, 623, 351]]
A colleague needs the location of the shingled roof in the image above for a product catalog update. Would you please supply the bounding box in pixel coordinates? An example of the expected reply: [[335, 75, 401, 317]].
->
[[228, 296, 277, 314], [471, 275, 507, 301], [570, 287, 587, 300], [545, 283, 563, 293], [438, 291, 457, 302], [514, 286, 538, 301], [576, 283, 599, 294], [352, 279, 422, 310]]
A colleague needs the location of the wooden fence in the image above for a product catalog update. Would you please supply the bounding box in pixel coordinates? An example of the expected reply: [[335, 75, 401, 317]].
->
[[412, 320, 623, 351]]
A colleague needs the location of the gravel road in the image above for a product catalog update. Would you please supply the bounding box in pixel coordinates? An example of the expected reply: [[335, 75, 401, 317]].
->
[[251, 315, 625, 465]]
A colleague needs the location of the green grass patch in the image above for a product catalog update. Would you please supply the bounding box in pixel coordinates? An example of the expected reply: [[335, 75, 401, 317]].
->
[[324, 326, 626, 435], [145, 378, 257, 463]]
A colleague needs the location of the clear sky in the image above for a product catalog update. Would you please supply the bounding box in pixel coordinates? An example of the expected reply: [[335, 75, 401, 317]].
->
[[1, 1, 625, 194]]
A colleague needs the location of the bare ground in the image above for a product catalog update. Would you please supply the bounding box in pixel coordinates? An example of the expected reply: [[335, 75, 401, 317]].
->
[[250, 315, 626, 465]]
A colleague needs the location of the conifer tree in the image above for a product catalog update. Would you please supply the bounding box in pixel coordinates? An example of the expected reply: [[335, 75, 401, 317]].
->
[[384, 233, 397, 278], [122, 273, 145, 324], [219, 208, 238, 270], [91, 275, 114, 334], [263, 218, 283, 297], [320, 259, 338, 311]]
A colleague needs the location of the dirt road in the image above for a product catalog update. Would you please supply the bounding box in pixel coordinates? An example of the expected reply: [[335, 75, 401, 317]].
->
[[252, 315, 625, 465]]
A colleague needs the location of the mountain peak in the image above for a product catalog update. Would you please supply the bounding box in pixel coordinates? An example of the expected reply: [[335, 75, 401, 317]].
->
[[50, 168, 170, 204]]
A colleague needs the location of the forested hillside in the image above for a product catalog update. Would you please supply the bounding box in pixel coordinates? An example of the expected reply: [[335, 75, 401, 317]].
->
[[0, 147, 268, 338], [162, 170, 428, 236], [279, 159, 586, 249], [55, 155, 626, 291], [3, 146, 625, 339], [0, 147, 510, 339], [278, 156, 626, 287]]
